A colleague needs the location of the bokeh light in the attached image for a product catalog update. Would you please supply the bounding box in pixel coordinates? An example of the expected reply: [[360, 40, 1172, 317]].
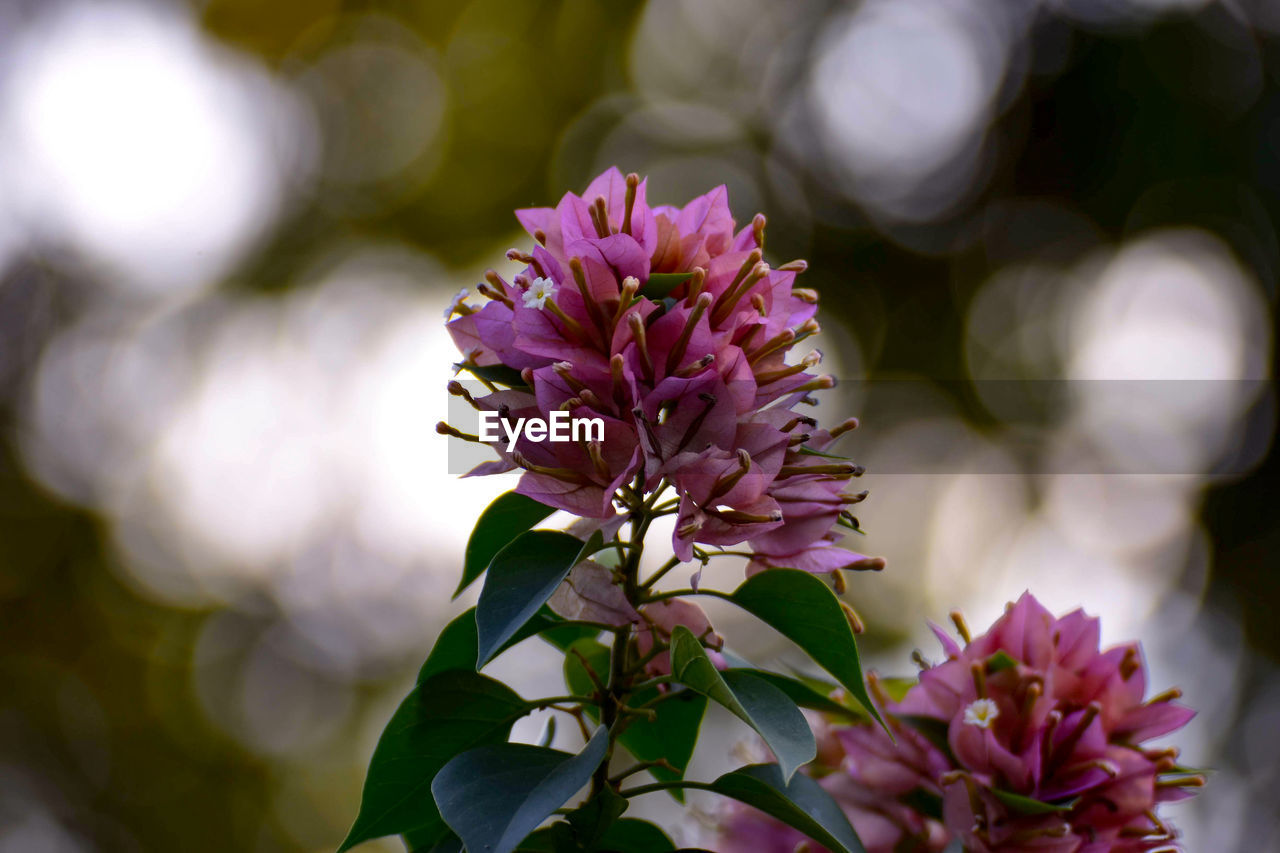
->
[[1, 1, 304, 295]]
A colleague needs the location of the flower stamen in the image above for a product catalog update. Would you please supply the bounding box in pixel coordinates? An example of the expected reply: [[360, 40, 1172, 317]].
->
[[963, 698, 999, 729]]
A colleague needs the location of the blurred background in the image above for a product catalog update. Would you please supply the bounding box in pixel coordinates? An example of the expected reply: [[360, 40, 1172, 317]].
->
[[1, 0, 1278, 849]]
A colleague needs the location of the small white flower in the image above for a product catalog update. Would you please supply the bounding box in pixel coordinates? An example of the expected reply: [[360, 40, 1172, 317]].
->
[[522, 277, 557, 309], [963, 698, 999, 729], [443, 287, 471, 319]]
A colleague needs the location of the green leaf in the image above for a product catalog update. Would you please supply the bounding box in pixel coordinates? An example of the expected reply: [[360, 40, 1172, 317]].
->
[[408, 835, 461, 853], [593, 819, 675, 852], [991, 789, 1076, 815], [565, 787, 628, 849], [418, 608, 485, 681], [418, 606, 590, 681], [729, 569, 883, 727], [454, 362, 529, 388], [875, 676, 916, 704], [476, 530, 603, 667], [727, 669, 867, 721], [640, 272, 693, 299], [563, 639, 706, 801], [456, 491, 556, 598], [512, 824, 575, 852], [709, 764, 866, 853], [338, 671, 528, 852], [612, 688, 707, 797], [562, 637, 611, 698], [942, 841, 965, 853], [669, 626, 815, 782], [432, 727, 610, 853], [986, 651, 1020, 674], [896, 715, 952, 758]]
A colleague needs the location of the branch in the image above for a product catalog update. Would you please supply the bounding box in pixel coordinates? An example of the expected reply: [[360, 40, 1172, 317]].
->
[[619, 779, 716, 798], [528, 695, 601, 708], [639, 587, 734, 605], [609, 759, 678, 785]]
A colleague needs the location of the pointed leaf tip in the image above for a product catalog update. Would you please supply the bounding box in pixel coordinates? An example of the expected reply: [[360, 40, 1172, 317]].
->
[[456, 491, 555, 599], [475, 529, 603, 667], [432, 727, 610, 853], [729, 569, 884, 729], [669, 626, 815, 782]]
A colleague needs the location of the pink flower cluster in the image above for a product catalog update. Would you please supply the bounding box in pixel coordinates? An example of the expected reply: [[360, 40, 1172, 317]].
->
[[719, 593, 1202, 853], [443, 168, 878, 575]]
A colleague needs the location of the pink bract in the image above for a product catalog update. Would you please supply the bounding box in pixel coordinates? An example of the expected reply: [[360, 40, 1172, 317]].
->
[[442, 167, 873, 578]]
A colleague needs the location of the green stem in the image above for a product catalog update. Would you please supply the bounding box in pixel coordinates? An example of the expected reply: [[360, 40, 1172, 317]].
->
[[609, 759, 677, 785], [529, 695, 600, 708], [640, 555, 682, 591], [628, 675, 676, 695], [591, 474, 656, 798], [639, 587, 734, 605], [623, 641, 669, 677], [618, 779, 715, 799]]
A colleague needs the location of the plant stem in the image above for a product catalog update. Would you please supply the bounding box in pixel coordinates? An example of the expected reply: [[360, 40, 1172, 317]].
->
[[640, 555, 682, 590], [529, 695, 600, 708], [609, 759, 677, 785], [639, 587, 734, 605], [591, 475, 655, 798], [618, 779, 716, 798]]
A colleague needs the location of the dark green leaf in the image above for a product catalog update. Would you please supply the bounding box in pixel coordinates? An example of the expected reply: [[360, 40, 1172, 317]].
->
[[562, 638, 611, 699], [454, 362, 529, 388], [640, 272, 694, 299], [896, 715, 953, 758], [408, 834, 461, 853], [709, 764, 866, 853], [418, 606, 584, 682], [991, 789, 1076, 815], [726, 669, 867, 721], [942, 841, 965, 853], [565, 787, 628, 849], [563, 639, 706, 801], [729, 569, 883, 727], [513, 824, 577, 852], [476, 530, 603, 667], [339, 671, 528, 852], [593, 819, 675, 852], [612, 688, 706, 797], [432, 727, 610, 853], [669, 626, 815, 782], [986, 651, 1020, 674], [418, 608, 484, 681], [456, 491, 556, 598], [542, 621, 604, 652]]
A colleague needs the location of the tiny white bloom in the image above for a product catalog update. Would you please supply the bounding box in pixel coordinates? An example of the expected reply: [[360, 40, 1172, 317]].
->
[[443, 287, 471, 319], [523, 277, 557, 309], [963, 698, 999, 729]]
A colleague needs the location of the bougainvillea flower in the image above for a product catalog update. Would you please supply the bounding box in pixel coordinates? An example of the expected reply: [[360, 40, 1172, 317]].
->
[[548, 560, 639, 627], [634, 597, 726, 678], [718, 713, 950, 853], [717, 593, 1202, 852], [440, 167, 875, 579]]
